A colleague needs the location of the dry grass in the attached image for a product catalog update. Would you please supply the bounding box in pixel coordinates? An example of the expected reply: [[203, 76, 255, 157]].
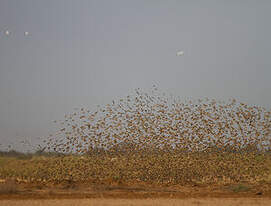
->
[[1, 198, 271, 206], [228, 184, 251, 193]]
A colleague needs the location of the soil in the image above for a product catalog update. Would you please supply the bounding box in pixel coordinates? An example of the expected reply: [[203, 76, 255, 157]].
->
[[0, 182, 271, 200], [1, 198, 271, 206]]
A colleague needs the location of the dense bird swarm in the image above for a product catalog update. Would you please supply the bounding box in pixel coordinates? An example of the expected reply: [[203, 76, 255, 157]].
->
[[45, 86, 271, 154], [1, 87, 271, 186], [0, 152, 270, 186]]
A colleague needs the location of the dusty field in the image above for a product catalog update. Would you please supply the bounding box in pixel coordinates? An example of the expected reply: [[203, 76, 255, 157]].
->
[[1, 198, 271, 206], [0, 181, 270, 199]]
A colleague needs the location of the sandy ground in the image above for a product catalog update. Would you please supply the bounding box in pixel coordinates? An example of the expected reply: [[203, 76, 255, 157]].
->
[[1, 198, 271, 206], [1, 182, 271, 205]]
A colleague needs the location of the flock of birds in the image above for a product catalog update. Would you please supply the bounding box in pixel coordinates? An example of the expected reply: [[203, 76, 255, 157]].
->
[[1, 30, 29, 36], [45, 86, 271, 154]]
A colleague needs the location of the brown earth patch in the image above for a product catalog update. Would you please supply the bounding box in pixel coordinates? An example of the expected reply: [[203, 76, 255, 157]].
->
[[0, 182, 271, 200]]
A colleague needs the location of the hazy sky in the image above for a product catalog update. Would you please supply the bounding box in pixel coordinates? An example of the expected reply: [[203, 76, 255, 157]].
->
[[0, 0, 271, 151]]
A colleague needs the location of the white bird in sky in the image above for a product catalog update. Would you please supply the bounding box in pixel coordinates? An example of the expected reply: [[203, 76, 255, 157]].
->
[[177, 51, 184, 56], [5, 30, 10, 36], [2, 30, 30, 36]]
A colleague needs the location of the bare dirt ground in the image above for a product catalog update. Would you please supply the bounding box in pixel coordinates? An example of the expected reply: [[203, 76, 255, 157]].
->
[[1, 198, 271, 206], [1, 182, 271, 199], [1, 183, 271, 206]]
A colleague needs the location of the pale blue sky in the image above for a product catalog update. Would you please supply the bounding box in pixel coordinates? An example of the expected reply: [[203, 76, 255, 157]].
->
[[0, 0, 270, 151]]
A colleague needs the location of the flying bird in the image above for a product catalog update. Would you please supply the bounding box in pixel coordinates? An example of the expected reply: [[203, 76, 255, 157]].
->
[[177, 51, 184, 56], [5, 30, 10, 36]]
